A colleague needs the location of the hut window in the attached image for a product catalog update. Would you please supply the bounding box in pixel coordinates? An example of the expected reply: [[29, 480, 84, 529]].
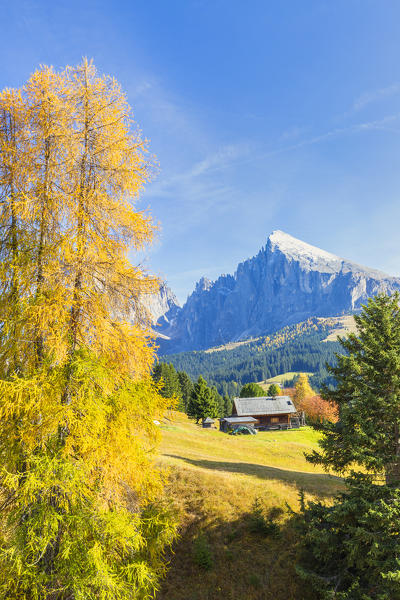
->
[[271, 417, 279, 423]]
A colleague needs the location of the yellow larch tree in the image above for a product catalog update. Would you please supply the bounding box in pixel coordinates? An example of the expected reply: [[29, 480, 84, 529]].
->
[[294, 372, 315, 409], [0, 60, 176, 600]]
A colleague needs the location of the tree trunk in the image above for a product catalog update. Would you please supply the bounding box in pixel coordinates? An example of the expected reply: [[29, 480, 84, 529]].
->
[[34, 136, 50, 366]]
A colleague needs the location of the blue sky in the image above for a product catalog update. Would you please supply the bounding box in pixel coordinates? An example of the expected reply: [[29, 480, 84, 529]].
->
[[2, 1, 400, 303]]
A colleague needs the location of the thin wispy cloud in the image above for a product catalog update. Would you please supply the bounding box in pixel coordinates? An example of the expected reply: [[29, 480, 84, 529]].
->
[[145, 142, 251, 200], [130, 80, 154, 98], [236, 113, 400, 168], [277, 113, 400, 152], [353, 82, 400, 111], [279, 125, 308, 141], [189, 143, 251, 177]]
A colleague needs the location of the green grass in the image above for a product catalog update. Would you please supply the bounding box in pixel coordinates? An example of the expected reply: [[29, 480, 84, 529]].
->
[[258, 371, 313, 388], [322, 315, 357, 341], [157, 412, 341, 600]]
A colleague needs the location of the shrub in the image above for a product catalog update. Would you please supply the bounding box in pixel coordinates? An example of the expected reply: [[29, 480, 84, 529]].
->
[[249, 498, 282, 536], [193, 533, 214, 570]]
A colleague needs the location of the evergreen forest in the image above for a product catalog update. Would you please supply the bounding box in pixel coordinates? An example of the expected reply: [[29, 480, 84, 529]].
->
[[159, 318, 341, 397]]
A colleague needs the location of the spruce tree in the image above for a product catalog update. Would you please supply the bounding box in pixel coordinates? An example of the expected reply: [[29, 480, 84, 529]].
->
[[308, 293, 400, 484], [187, 376, 218, 423], [298, 475, 400, 599], [211, 385, 224, 417], [224, 395, 233, 416], [177, 370, 194, 411], [267, 383, 281, 396], [298, 294, 400, 598], [153, 362, 182, 405]]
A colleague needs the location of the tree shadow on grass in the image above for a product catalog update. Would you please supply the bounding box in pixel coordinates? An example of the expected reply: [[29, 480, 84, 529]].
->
[[157, 506, 313, 600], [164, 454, 342, 497]]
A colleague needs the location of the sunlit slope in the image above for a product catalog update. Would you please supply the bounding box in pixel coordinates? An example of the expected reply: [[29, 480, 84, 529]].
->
[[157, 412, 342, 600]]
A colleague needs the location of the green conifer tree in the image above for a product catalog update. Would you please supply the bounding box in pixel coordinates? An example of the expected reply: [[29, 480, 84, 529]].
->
[[177, 370, 194, 412], [211, 385, 224, 417], [187, 376, 218, 423], [299, 294, 400, 598], [308, 293, 400, 484], [223, 395, 233, 416], [153, 363, 182, 406], [239, 382, 265, 397], [267, 383, 281, 396]]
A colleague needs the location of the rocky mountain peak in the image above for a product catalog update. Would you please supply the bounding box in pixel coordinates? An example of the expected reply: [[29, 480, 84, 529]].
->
[[267, 230, 343, 273], [195, 276, 213, 292], [155, 231, 400, 354]]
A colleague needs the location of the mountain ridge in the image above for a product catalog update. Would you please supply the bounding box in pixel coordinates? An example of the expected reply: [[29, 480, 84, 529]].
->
[[154, 231, 400, 354]]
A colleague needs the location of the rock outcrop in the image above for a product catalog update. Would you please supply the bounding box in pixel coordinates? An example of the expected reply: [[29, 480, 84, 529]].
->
[[146, 282, 181, 331]]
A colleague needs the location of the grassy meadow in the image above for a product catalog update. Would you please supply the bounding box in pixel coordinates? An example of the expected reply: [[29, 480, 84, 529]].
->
[[157, 412, 342, 600], [258, 371, 314, 388]]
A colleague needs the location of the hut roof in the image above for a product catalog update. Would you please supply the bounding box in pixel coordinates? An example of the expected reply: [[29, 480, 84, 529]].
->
[[233, 396, 296, 416], [202, 417, 215, 423], [221, 416, 258, 424]]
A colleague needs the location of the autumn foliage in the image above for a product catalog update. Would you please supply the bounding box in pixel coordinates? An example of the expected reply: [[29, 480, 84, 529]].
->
[[291, 374, 338, 423], [297, 394, 338, 423], [0, 60, 176, 599]]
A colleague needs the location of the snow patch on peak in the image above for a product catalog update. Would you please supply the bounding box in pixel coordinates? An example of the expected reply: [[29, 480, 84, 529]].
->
[[268, 230, 343, 273]]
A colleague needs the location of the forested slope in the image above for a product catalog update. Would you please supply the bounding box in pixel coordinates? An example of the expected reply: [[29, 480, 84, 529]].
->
[[159, 317, 343, 395]]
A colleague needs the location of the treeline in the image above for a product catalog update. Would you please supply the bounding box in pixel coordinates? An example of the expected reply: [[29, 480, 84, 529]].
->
[[152, 362, 232, 419], [159, 319, 341, 395]]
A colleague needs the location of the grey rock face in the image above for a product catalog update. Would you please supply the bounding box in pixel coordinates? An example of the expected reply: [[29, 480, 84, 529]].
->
[[157, 231, 400, 353], [146, 282, 181, 330]]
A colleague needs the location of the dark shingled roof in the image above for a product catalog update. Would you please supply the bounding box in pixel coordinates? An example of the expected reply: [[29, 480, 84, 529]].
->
[[233, 396, 297, 416], [220, 416, 258, 424]]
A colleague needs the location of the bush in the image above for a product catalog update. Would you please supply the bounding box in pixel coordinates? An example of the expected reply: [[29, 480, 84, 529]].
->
[[193, 534, 214, 570], [248, 573, 262, 588], [249, 498, 282, 536]]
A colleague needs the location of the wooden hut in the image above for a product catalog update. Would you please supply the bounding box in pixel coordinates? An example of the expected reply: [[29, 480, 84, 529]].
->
[[231, 396, 297, 430], [202, 417, 215, 429]]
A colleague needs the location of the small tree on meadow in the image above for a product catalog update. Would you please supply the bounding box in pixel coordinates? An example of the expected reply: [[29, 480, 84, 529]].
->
[[267, 383, 281, 396], [239, 382, 265, 397], [153, 362, 181, 400], [294, 373, 314, 408], [224, 395, 233, 416], [211, 385, 225, 417], [300, 394, 338, 424], [187, 376, 218, 423]]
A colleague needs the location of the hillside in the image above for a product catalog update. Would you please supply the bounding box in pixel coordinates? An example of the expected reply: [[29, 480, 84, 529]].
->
[[156, 230, 400, 354], [258, 371, 314, 389], [157, 412, 342, 600], [159, 317, 345, 395]]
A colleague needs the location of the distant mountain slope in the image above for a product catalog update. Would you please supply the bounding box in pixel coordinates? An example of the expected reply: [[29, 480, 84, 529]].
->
[[160, 317, 345, 396], [157, 230, 400, 354]]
